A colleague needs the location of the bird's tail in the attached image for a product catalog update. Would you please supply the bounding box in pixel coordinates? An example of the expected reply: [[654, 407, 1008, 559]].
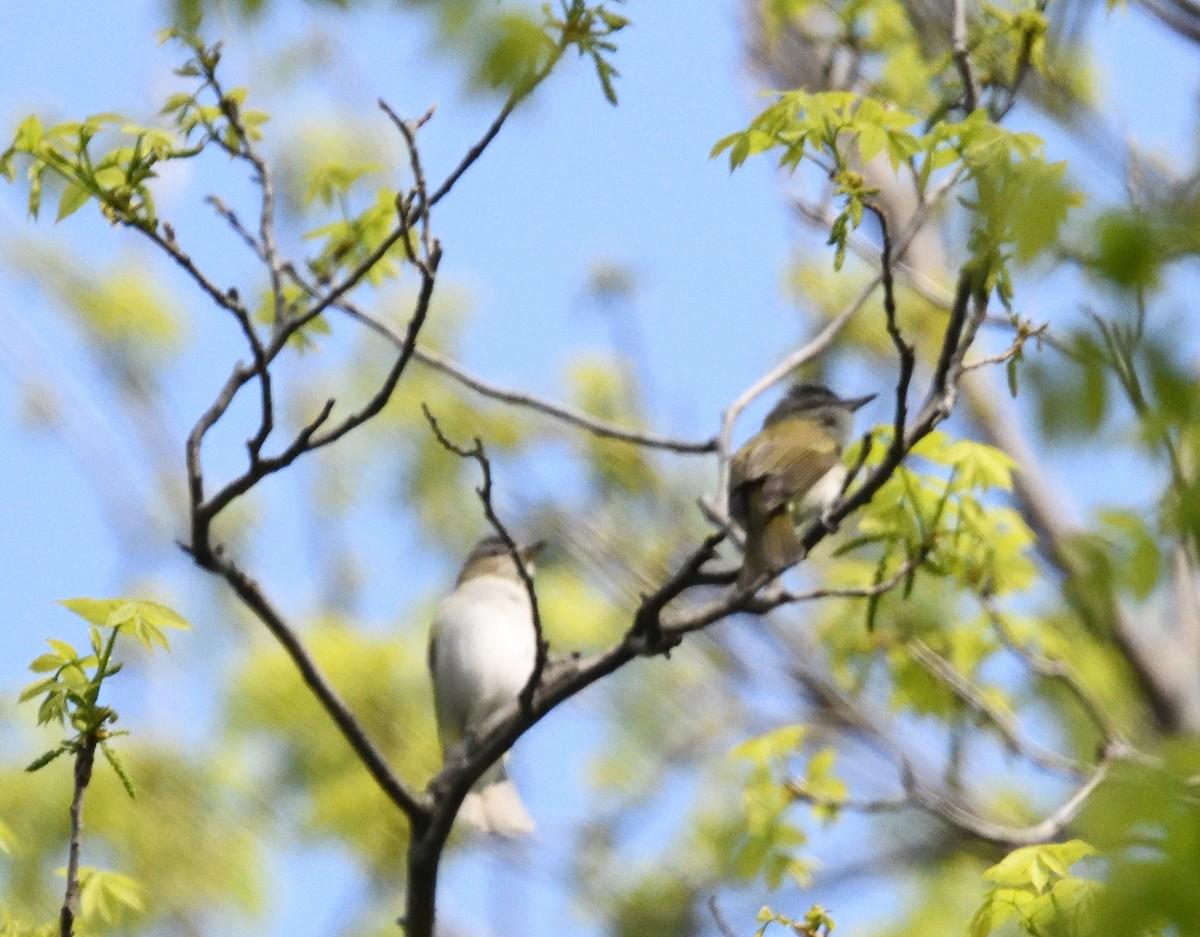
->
[[456, 755, 535, 838], [739, 506, 800, 589]]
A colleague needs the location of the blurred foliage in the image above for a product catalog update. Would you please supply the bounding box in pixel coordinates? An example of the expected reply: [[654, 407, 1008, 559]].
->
[[1080, 742, 1200, 937], [3, 0, 1200, 935], [970, 840, 1098, 937], [226, 619, 441, 873]]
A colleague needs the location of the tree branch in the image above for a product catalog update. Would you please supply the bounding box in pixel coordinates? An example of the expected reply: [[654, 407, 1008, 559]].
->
[[407, 535, 730, 936], [781, 631, 1120, 848], [336, 301, 714, 453], [952, 0, 980, 113], [187, 546, 428, 823], [60, 737, 98, 937], [907, 638, 1084, 776]]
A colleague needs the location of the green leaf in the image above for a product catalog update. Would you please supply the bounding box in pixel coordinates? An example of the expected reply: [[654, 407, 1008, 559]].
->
[[55, 181, 92, 221], [1093, 211, 1162, 290], [1097, 509, 1162, 600], [46, 638, 78, 660], [101, 742, 136, 799], [29, 653, 63, 673], [730, 725, 806, 766], [26, 745, 70, 773], [60, 597, 127, 627], [1028, 855, 1048, 893], [857, 123, 886, 163], [36, 691, 67, 726], [18, 676, 57, 703]]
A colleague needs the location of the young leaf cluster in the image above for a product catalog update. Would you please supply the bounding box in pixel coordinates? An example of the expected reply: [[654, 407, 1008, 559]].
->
[[970, 840, 1098, 937], [0, 113, 198, 227], [18, 599, 189, 794], [755, 903, 835, 937], [159, 38, 270, 151], [843, 428, 1036, 626], [728, 725, 816, 890], [546, 0, 629, 105], [0, 33, 271, 233], [711, 91, 1080, 287]]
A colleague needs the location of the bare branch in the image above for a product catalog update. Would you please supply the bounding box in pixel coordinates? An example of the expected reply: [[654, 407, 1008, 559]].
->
[[952, 0, 980, 113], [907, 638, 1085, 776], [60, 738, 98, 937], [337, 301, 715, 453], [985, 598, 1131, 750], [425, 47, 564, 212], [379, 101, 435, 260], [782, 631, 1119, 848], [707, 896, 741, 937], [197, 240, 442, 525], [186, 546, 428, 823], [959, 316, 1049, 374], [749, 551, 922, 612], [633, 532, 726, 646], [907, 758, 1113, 847], [205, 194, 261, 257]]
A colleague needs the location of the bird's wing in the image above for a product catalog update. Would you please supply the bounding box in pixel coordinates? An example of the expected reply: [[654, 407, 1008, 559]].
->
[[427, 628, 439, 676], [730, 419, 842, 518], [427, 611, 465, 750]]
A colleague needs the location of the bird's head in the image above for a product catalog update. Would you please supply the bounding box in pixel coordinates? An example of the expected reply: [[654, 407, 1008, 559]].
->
[[764, 383, 875, 443], [457, 535, 546, 584]]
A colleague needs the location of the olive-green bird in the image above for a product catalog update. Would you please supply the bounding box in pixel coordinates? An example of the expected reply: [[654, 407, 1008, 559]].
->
[[729, 383, 875, 588]]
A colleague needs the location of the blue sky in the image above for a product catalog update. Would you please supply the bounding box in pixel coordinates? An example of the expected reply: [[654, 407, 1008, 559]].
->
[[2, 0, 1199, 935]]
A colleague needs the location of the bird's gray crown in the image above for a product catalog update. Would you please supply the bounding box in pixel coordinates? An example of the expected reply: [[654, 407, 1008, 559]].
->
[[457, 535, 545, 585], [464, 535, 513, 564], [463, 535, 545, 565], [764, 383, 875, 426]]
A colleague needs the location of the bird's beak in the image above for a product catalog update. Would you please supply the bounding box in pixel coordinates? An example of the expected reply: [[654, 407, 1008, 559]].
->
[[845, 393, 877, 411], [519, 540, 547, 562]]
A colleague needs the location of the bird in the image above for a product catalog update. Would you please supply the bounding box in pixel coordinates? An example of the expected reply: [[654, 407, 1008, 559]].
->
[[729, 383, 875, 588], [428, 535, 542, 837]]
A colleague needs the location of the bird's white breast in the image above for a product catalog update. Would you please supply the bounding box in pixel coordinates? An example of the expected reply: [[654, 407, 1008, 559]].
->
[[430, 574, 536, 731], [797, 463, 847, 518]]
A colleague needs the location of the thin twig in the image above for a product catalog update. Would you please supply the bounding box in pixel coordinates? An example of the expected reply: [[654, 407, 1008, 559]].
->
[[952, 0, 980, 113], [960, 324, 1046, 372], [991, 8, 1043, 121], [707, 896, 741, 937], [205, 195, 260, 256], [907, 757, 1113, 846], [337, 301, 715, 453], [60, 737, 98, 937], [907, 638, 1084, 775], [633, 533, 726, 646], [781, 632, 1119, 848], [785, 781, 909, 814], [198, 59, 285, 457], [379, 101, 435, 259], [197, 242, 442, 524], [750, 551, 922, 612], [425, 48, 564, 211], [985, 598, 1129, 749]]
